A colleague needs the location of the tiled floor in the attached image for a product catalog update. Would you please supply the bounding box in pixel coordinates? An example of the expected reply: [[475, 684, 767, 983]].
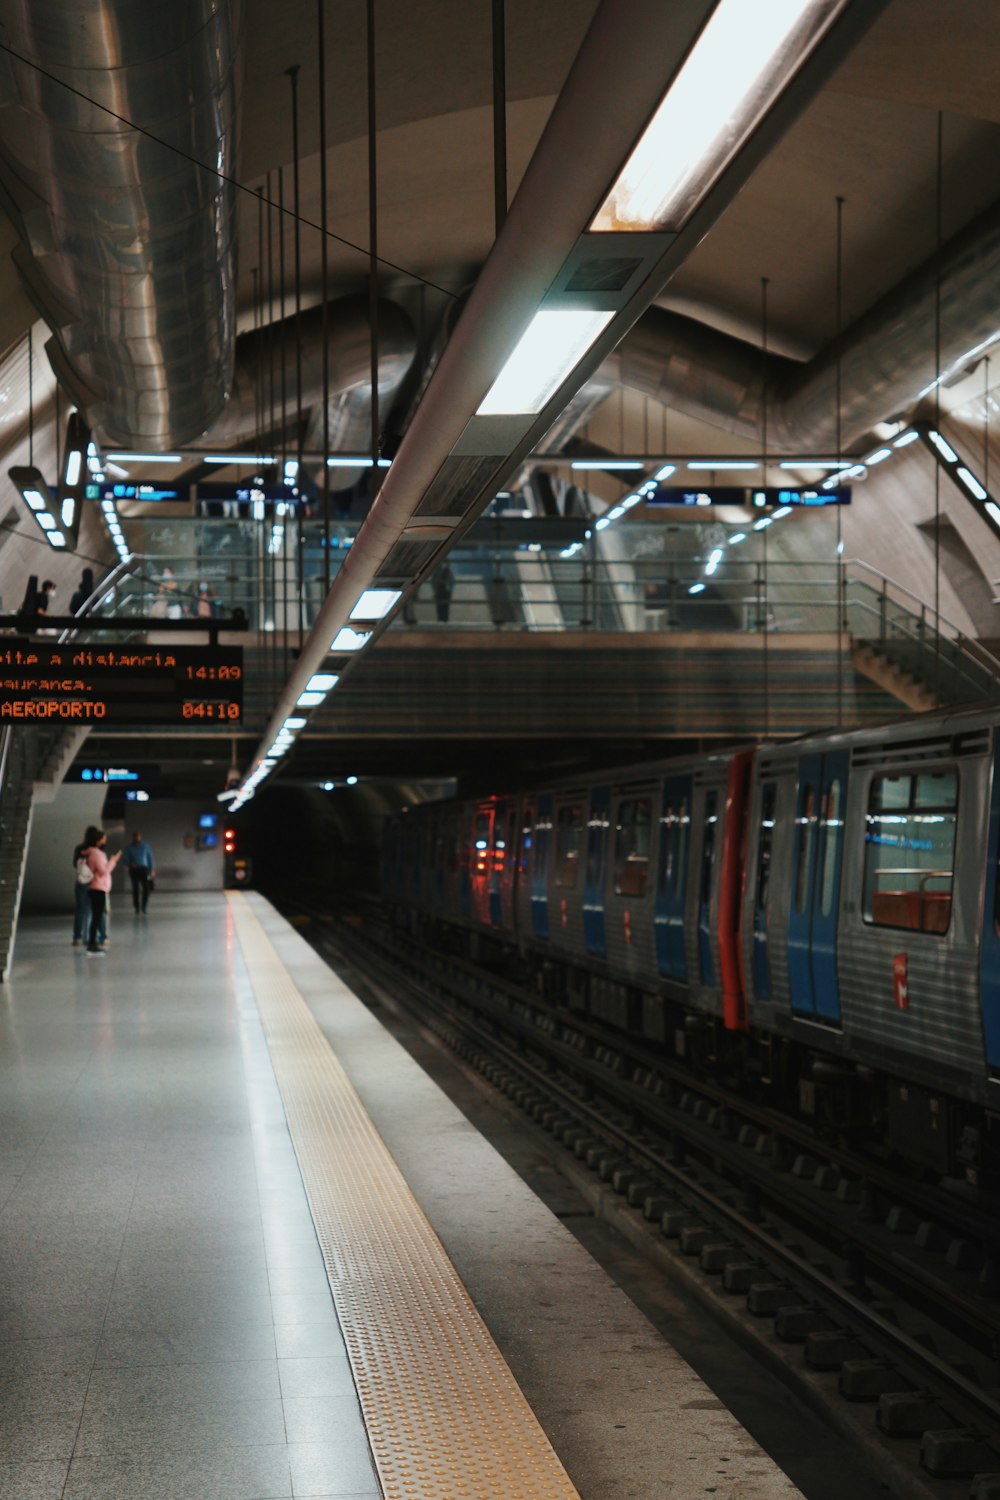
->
[[0, 894, 380, 1500]]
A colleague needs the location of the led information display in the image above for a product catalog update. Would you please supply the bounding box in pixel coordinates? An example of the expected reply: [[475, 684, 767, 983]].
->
[[645, 485, 852, 507], [0, 643, 242, 725]]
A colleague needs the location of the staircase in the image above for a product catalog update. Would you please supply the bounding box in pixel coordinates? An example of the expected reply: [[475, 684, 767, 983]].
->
[[851, 641, 939, 712]]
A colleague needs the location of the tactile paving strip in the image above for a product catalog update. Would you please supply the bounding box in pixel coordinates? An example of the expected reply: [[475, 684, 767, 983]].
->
[[229, 894, 582, 1500]]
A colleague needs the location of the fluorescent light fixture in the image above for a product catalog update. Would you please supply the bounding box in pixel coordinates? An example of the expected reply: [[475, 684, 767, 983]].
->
[[705, 548, 723, 575], [778, 460, 844, 470], [307, 674, 339, 692], [64, 450, 81, 487], [36, 513, 55, 530], [327, 455, 374, 467], [101, 499, 116, 513], [284, 459, 299, 478], [346, 776, 359, 786], [477, 309, 615, 416], [47, 532, 66, 547], [957, 466, 989, 500], [728, 532, 747, 544], [282, 717, 307, 732], [23, 489, 45, 511], [350, 588, 401, 620], [985, 502, 1000, 527], [322, 781, 335, 791], [753, 516, 774, 529], [591, 0, 835, 233], [595, 516, 611, 530], [107, 463, 129, 478], [893, 430, 920, 448], [688, 582, 706, 594], [928, 430, 958, 463], [106, 453, 181, 463], [621, 495, 643, 510], [60, 497, 75, 527], [296, 691, 325, 707], [654, 463, 676, 482], [570, 459, 644, 471], [331, 627, 371, 652], [864, 447, 892, 465], [606, 506, 626, 521], [772, 505, 793, 518], [687, 459, 759, 470], [203, 454, 277, 465]]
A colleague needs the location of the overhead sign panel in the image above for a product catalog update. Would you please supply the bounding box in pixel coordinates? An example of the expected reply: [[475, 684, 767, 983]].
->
[[0, 643, 242, 725], [86, 482, 185, 503], [644, 485, 851, 507]]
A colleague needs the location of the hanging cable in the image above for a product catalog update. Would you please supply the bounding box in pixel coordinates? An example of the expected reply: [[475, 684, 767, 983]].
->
[[367, 0, 381, 499], [933, 112, 943, 690], [835, 194, 845, 727], [286, 64, 305, 650], [492, 0, 507, 239], [318, 0, 331, 591], [760, 276, 770, 740]]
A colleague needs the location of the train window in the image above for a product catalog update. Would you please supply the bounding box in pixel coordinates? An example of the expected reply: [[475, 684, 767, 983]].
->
[[658, 795, 691, 899], [794, 784, 816, 913], [818, 779, 843, 917], [615, 797, 651, 897], [555, 805, 583, 888], [863, 770, 958, 933], [700, 790, 719, 909], [755, 782, 777, 910], [585, 801, 609, 888]]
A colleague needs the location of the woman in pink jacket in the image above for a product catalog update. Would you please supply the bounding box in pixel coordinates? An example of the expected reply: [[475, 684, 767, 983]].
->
[[84, 826, 120, 957]]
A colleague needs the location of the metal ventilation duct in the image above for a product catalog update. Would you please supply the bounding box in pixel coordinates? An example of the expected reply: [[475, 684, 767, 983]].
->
[[609, 192, 1000, 450], [0, 0, 243, 448], [197, 295, 416, 489]]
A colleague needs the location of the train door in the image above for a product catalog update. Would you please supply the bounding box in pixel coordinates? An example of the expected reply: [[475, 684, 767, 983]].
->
[[751, 780, 777, 1000], [697, 788, 720, 985], [654, 775, 691, 980], [531, 794, 553, 940], [583, 786, 610, 956], [980, 739, 1000, 1075], [787, 750, 848, 1023]]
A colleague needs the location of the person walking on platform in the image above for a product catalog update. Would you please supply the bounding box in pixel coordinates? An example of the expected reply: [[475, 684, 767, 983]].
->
[[83, 826, 120, 956], [123, 830, 156, 914], [72, 831, 94, 947]]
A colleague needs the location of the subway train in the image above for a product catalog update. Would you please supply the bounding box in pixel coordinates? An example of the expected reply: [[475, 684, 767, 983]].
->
[[382, 704, 1000, 1186]]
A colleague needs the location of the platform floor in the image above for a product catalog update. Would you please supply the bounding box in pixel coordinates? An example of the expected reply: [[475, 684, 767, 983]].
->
[[0, 892, 804, 1500]]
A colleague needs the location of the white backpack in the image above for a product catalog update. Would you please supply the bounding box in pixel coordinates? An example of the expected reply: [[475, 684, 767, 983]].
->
[[75, 855, 93, 886]]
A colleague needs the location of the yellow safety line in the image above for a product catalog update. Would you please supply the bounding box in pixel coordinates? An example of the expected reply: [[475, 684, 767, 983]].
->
[[228, 893, 582, 1500]]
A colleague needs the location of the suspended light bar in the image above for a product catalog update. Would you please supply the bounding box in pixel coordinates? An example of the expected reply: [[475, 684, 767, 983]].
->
[[704, 547, 723, 575], [591, 0, 842, 233], [689, 582, 706, 594], [203, 453, 277, 466], [476, 309, 614, 416], [326, 455, 392, 468], [893, 430, 920, 448], [570, 459, 644, 471], [688, 459, 759, 470], [916, 424, 1000, 534], [654, 463, 676, 482], [106, 453, 181, 464]]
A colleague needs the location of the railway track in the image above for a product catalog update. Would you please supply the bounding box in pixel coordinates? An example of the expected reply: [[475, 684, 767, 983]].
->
[[289, 899, 1000, 1500]]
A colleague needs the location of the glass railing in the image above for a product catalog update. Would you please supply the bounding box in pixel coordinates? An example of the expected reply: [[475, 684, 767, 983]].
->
[[77, 514, 1000, 705]]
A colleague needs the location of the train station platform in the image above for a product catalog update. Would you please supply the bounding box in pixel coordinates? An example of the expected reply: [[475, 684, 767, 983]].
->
[[0, 892, 804, 1500]]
